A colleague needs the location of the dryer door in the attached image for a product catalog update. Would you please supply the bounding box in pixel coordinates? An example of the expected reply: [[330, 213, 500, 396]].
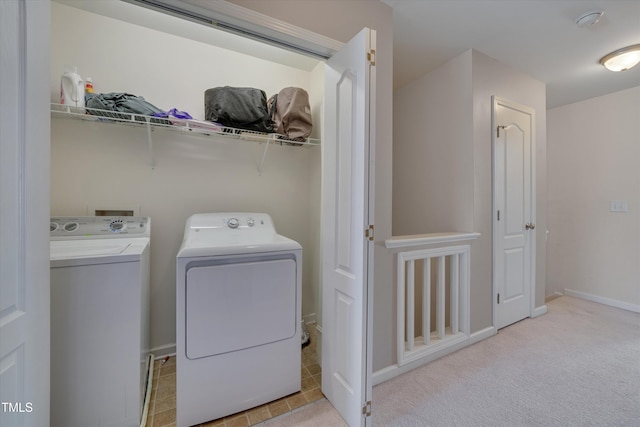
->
[[185, 257, 297, 359]]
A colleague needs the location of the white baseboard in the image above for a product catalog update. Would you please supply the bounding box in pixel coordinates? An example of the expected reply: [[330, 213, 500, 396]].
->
[[315, 324, 322, 366], [372, 326, 496, 386], [564, 288, 640, 313], [532, 305, 547, 318], [545, 292, 564, 302], [151, 343, 176, 359], [303, 313, 317, 325]]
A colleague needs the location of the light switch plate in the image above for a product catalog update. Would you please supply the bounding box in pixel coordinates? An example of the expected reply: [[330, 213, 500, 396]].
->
[[609, 200, 628, 212]]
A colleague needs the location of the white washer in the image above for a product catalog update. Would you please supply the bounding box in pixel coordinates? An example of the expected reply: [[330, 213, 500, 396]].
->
[[176, 213, 302, 427], [50, 216, 151, 427]]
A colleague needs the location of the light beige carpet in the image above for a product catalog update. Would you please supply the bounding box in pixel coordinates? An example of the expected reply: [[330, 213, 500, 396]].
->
[[261, 296, 640, 426]]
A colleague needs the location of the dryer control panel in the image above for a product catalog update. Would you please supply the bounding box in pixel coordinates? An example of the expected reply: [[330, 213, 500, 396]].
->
[[50, 216, 150, 239], [178, 212, 300, 257], [224, 215, 262, 229], [186, 213, 273, 233]]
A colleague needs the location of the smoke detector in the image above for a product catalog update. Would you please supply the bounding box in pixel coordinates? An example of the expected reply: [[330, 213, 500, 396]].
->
[[576, 9, 604, 27]]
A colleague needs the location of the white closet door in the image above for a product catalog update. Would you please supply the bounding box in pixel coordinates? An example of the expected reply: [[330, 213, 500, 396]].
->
[[0, 1, 51, 426], [493, 97, 535, 329], [322, 27, 375, 427]]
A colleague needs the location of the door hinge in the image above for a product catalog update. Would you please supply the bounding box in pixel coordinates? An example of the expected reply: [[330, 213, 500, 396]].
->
[[367, 49, 376, 66], [497, 210, 500, 221], [362, 400, 372, 417], [497, 293, 500, 304], [365, 224, 375, 241], [497, 125, 506, 138]]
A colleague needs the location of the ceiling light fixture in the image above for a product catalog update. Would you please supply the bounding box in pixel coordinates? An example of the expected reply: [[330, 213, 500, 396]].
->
[[576, 9, 604, 27], [599, 44, 640, 72]]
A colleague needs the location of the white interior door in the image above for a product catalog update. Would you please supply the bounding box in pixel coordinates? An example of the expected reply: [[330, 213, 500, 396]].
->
[[0, 1, 51, 426], [322, 28, 375, 426], [493, 97, 536, 330]]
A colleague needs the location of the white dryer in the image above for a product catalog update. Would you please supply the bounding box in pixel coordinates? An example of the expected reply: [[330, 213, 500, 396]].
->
[[176, 213, 302, 427], [50, 216, 151, 427]]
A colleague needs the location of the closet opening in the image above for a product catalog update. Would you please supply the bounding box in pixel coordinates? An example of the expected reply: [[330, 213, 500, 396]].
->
[[51, 0, 327, 425]]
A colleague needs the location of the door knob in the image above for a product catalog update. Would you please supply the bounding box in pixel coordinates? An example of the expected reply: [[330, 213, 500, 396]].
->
[[525, 223, 536, 230]]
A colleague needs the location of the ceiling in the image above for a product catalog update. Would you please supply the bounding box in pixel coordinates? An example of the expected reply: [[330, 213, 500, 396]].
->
[[381, 0, 640, 109]]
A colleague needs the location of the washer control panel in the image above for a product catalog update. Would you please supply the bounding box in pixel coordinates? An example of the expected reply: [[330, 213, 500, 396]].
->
[[50, 216, 150, 239]]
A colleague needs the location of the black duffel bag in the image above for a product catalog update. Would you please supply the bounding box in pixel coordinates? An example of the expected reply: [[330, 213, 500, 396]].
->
[[205, 86, 273, 133]]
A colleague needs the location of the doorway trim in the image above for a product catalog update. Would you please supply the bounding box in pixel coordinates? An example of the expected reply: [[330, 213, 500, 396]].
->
[[491, 96, 537, 329]]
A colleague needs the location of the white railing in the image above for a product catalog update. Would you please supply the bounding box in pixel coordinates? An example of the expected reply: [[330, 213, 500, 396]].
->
[[386, 232, 479, 367]]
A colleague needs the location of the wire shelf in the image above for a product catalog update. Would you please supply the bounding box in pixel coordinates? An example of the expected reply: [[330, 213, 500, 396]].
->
[[50, 103, 320, 146]]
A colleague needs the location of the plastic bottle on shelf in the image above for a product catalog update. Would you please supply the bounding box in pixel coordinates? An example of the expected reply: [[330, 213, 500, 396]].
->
[[85, 77, 94, 94], [60, 66, 85, 109]]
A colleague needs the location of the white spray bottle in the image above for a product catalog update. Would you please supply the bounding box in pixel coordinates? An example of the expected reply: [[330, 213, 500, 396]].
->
[[60, 66, 85, 109]]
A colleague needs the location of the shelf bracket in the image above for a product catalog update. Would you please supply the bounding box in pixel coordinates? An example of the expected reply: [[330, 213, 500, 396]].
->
[[145, 118, 156, 169], [258, 136, 273, 176]]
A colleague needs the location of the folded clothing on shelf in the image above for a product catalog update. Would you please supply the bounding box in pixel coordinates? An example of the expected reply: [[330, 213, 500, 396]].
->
[[85, 92, 170, 124], [154, 108, 193, 120]]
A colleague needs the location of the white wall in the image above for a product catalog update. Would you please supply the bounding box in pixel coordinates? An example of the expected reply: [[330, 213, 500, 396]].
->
[[393, 49, 547, 339], [393, 51, 474, 235], [547, 86, 640, 309], [50, 2, 322, 353]]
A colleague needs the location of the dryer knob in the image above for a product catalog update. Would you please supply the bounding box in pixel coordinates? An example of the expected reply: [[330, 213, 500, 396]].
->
[[227, 218, 239, 229], [247, 218, 255, 227]]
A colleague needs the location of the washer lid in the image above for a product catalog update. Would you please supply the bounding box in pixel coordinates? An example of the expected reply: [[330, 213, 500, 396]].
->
[[50, 237, 150, 267], [177, 234, 301, 258]]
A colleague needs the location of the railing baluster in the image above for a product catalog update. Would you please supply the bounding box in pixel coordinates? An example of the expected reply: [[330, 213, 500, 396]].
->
[[406, 259, 415, 351], [397, 253, 406, 365], [450, 254, 459, 334], [437, 255, 445, 339], [422, 257, 431, 345], [460, 252, 469, 334]]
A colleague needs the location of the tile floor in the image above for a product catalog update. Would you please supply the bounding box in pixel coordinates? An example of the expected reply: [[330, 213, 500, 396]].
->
[[146, 324, 323, 427]]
